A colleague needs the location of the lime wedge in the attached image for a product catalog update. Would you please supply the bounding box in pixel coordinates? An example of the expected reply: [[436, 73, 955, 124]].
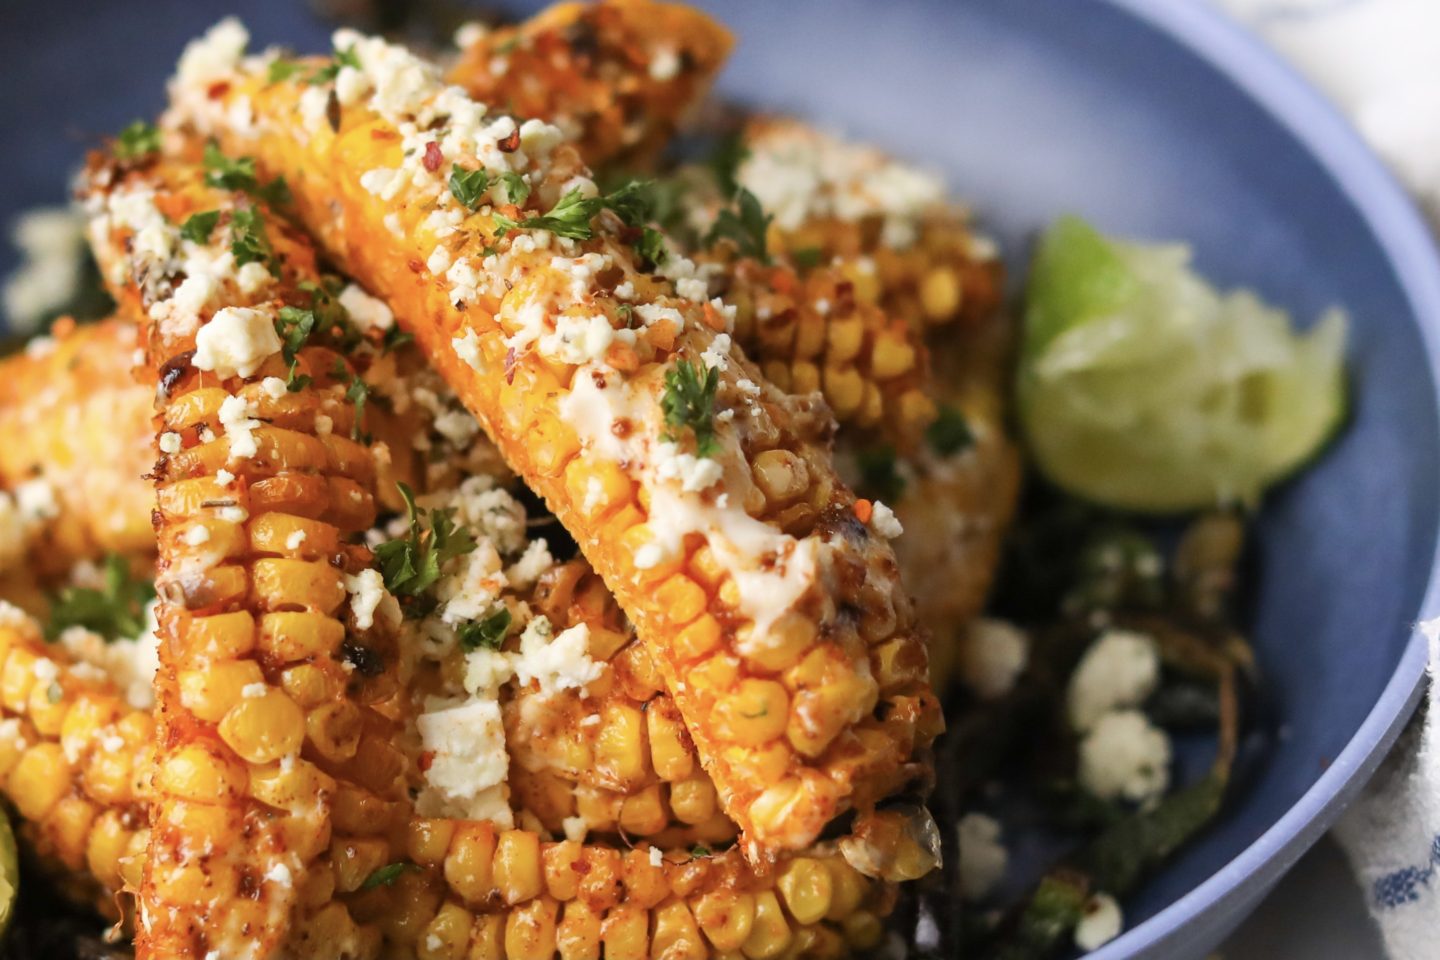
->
[[1018, 216, 1347, 512], [0, 811, 17, 936]]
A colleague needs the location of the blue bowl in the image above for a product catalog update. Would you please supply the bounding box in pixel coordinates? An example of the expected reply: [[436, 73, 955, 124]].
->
[[2, 1, 1438, 957]]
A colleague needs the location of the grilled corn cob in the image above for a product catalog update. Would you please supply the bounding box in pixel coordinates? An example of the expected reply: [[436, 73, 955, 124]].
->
[[449, 0, 733, 171], [0, 319, 155, 581], [0, 604, 152, 919], [83, 143, 417, 958], [167, 23, 941, 862]]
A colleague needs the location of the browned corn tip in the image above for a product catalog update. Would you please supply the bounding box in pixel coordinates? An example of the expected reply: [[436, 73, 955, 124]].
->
[[448, 0, 734, 171], [0, 612, 151, 916]]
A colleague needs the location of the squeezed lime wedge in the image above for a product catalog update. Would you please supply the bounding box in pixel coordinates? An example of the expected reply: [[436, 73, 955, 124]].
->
[[1018, 216, 1347, 512]]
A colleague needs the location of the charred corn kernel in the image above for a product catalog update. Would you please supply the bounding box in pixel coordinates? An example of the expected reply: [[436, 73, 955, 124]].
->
[[280, 662, 341, 708], [495, 828, 544, 905], [180, 37, 940, 862], [379, 868, 445, 944], [178, 660, 264, 723], [305, 700, 364, 761]]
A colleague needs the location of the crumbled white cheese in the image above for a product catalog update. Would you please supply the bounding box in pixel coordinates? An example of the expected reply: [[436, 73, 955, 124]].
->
[[57, 599, 159, 710], [285, 530, 307, 551], [338, 283, 395, 332], [1078, 709, 1172, 804], [260, 377, 287, 399], [648, 845, 664, 868], [159, 431, 183, 454], [957, 813, 1008, 901], [344, 569, 391, 631], [174, 18, 250, 95], [505, 539, 554, 592], [653, 441, 724, 493], [959, 618, 1029, 701], [264, 862, 294, 888], [453, 21, 488, 50], [183, 525, 212, 547], [235, 261, 272, 295], [511, 618, 603, 697], [242, 682, 267, 699], [314, 414, 334, 436], [1067, 630, 1160, 732], [16, 479, 58, 522], [699, 333, 732, 372], [561, 816, 588, 843], [415, 696, 513, 827], [218, 394, 261, 460], [193, 306, 282, 379], [869, 501, 903, 539], [215, 468, 235, 486], [649, 46, 682, 82], [1074, 892, 1124, 952]]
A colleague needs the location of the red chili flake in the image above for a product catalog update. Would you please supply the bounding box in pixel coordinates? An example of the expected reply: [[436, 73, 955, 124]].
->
[[407, 258, 424, 273], [422, 141, 443, 172], [418, 751, 435, 772], [504, 347, 518, 384], [497, 128, 521, 153], [611, 418, 632, 439], [206, 80, 230, 100]]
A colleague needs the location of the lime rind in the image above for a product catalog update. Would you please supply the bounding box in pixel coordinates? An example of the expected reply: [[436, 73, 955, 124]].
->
[[1019, 216, 1348, 512]]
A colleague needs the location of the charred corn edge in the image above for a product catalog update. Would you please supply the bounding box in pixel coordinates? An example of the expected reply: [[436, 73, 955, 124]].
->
[[449, 0, 734, 170], [81, 155, 408, 960], [0, 319, 156, 574], [169, 33, 939, 859]]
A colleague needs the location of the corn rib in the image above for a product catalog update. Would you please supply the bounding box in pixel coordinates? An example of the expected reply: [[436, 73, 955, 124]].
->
[[166, 24, 942, 862], [449, 0, 733, 171]]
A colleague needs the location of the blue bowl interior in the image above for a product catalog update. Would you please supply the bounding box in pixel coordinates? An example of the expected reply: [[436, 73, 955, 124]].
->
[[1, 1, 1435, 957]]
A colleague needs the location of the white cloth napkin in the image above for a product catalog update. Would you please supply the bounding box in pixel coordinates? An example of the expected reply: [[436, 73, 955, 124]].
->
[[1211, 2, 1440, 957]]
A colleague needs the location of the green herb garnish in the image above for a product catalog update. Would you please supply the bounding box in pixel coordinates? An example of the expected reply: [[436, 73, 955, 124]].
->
[[309, 45, 361, 86], [500, 171, 530, 206], [690, 844, 711, 858], [449, 165, 491, 210], [46, 554, 155, 642], [360, 862, 419, 890], [375, 482, 477, 598], [927, 405, 975, 457], [267, 58, 304, 84], [459, 607, 512, 652], [856, 445, 905, 503], [707, 187, 771, 263], [637, 227, 668, 267], [494, 180, 656, 241], [180, 210, 221, 245], [707, 133, 748, 200], [791, 246, 823, 270], [202, 141, 290, 207], [229, 206, 277, 274], [660, 359, 720, 457], [114, 120, 161, 162], [273, 306, 316, 390], [343, 366, 371, 441]]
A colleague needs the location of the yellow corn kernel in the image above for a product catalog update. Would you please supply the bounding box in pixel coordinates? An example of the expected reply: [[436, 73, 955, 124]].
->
[[8, 742, 71, 821], [541, 839, 584, 902], [621, 848, 668, 909], [668, 776, 719, 826], [557, 897, 603, 960], [744, 612, 817, 673], [919, 266, 962, 321], [870, 332, 916, 380], [332, 836, 392, 893], [251, 558, 347, 613], [1, 647, 39, 712], [260, 611, 346, 662], [654, 574, 706, 628], [752, 450, 809, 505], [305, 700, 364, 761], [217, 688, 306, 763], [618, 784, 669, 836], [822, 365, 864, 418], [471, 912, 505, 960], [717, 679, 790, 746], [43, 794, 97, 869], [673, 614, 723, 662], [777, 858, 833, 925], [408, 818, 457, 868], [250, 756, 335, 812], [693, 890, 755, 952], [602, 903, 649, 960], [646, 700, 695, 782], [418, 901, 474, 960], [86, 809, 131, 891], [444, 822, 497, 905], [157, 749, 250, 814], [842, 911, 885, 951], [653, 900, 707, 959], [178, 659, 265, 723], [741, 890, 792, 959], [186, 610, 258, 661], [495, 828, 543, 905], [564, 456, 632, 523], [279, 662, 341, 708], [379, 868, 444, 945], [824, 859, 867, 922], [505, 896, 559, 960], [593, 701, 649, 788]]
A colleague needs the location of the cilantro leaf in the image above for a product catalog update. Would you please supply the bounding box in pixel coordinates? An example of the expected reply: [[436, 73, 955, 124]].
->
[[375, 482, 477, 598], [494, 180, 658, 242], [500, 171, 530, 206], [690, 844, 711, 858], [856, 445, 905, 503], [459, 607, 512, 652], [273, 306, 316, 390], [309, 45, 361, 85], [180, 211, 221, 244], [637, 227, 667, 268], [114, 120, 161, 162], [707, 187, 771, 264], [661, 359, 720, 457], [449, 165, 491, 210], [203, 141, 290, 207], [343, 367, 371, 441], [790, 246, 823, 270], [360, 862, 419, 890], [267, 58, 303, 84], [46, 554, 155, 642], [229, 206, 277, 275], [926, 405, 975, 456], [382, 326, 414, 354]]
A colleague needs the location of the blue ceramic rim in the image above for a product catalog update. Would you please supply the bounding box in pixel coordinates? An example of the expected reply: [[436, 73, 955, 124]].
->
[[1082, 2, 1440, 956]]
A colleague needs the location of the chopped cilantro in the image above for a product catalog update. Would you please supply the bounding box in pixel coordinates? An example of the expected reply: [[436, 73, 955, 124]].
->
[[180, 210, 221, 244], [790, 247, 823, 270], [202, 141, 290, 207], [661, 359, 720, 457], [309, 45, 361, 86], [267, 58, 303, 84], [500, 171, 530, 206], [927, 405, 975, 456], [343, 366, 371, 441], [691, 844, 711, 858], [229, 206, 277, 274], [375, 482, 477, 598], [449, 165, 491, 210], [273, 306, 316, 390], [494, 180, 657, 242], [46, 554, 155, 642], [459, 607, 512, 652], [707, 187, 771, 264], [637, 227, 668, 267], [856, 446, 905, 503], [360, 862, 419, 890], [114, 120, 161, 162], [706, 133, 749, 200], [382, 326, 414, 354]]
